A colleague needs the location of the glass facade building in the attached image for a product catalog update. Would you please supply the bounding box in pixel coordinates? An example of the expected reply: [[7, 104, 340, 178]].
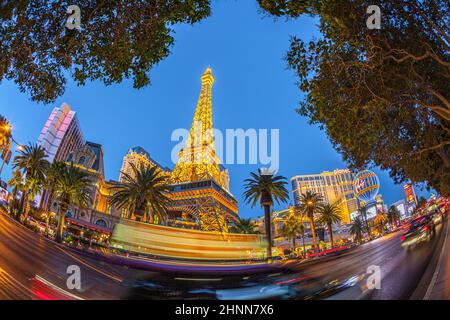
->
[[37, 103, 85, 163]]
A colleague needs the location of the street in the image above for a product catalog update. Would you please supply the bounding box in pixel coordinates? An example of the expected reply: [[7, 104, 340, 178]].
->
[[0, 212, 130, 299], [0, 211, 447, 300]]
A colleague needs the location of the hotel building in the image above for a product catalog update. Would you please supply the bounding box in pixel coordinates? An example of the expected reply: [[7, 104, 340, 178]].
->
[[291, 169, 358, 224], [52, 141, 123, 244], [119, 146, 170, 182], [37, 103, 85, 163]]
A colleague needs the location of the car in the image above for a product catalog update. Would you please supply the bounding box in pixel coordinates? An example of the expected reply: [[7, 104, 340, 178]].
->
[[400, 215, 436, 250], [123, 264, 351, 300], [428, 209, 444, 225]]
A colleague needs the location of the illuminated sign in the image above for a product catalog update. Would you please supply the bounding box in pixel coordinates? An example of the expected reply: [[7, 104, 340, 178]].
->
[[403, 183, 417, 206], [353, 170, 380, 203]]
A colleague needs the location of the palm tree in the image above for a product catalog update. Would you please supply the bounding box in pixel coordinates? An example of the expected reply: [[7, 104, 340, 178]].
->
[[12, 144, 49, 217], [7, 169, 24, 218], [281, 214, 304, 252], [24, 177, 42, 221], [350, 216, 365, 244], [358, 205, 372, 240], [374, 211, 388, 234], [387, 206, 401, 226], [0, 115, 12, 150], [243, 169, 289, 260], [110, 163, 172, 224], [317, 202, 342, 247], [297, 191, 324, 250], [298, 224, 306, 256], [42, 161, 66, 234], [230, 218, 256, 234], [417, 196, 427, 208], [54, 163, 92, 243]]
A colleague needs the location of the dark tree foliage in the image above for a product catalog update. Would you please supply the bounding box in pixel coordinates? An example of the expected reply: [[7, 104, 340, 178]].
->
[[0, 0, 211, 103], [258, 0, 450, 195]]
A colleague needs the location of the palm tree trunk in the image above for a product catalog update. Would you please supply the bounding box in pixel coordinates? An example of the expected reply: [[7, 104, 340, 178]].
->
[[309, 212, 318, 250], [362, 209, 372, 240], [292, 237, 296, 250], [263, 204, 272, 260], [45, 213, 50, 235], [38, 189, 47, 212], [56, 202, 68, 243], [302, 236, 306, 256], [23, 195, 32, 222], [148, 211, 154, 224], [18, 189, 28, 221], [44, 190, 54, 235], [328, 224, 334, 247], [10, 188, 17, 216]]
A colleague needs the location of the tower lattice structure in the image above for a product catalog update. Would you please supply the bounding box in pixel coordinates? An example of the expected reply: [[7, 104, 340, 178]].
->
[[171, 67, 223, 185], [170, 68, 238, 232]]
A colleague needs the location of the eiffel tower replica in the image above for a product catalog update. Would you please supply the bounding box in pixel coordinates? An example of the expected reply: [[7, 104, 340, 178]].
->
[[170, 68, 239, 232]]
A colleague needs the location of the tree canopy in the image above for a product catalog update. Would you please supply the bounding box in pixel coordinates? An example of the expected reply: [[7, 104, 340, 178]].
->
[[258, 0, 450, 195], [0, 0, 211, 103]]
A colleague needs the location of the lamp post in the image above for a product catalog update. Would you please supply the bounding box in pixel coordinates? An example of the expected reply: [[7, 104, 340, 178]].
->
[[0, 124, 24, 177]]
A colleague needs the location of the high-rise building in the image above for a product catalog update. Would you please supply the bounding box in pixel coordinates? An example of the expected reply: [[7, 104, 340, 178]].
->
[[291, 169, 358, 224], [169, 68, 239, 232], [119, 146, 170, 182], [37, 103, 85, 163]]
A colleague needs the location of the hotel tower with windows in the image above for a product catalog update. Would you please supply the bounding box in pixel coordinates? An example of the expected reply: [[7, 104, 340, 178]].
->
[[291, 169, 359, 224]]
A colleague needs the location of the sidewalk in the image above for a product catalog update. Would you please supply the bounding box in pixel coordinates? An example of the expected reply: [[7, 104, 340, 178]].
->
[[425, 214, 450, 299]]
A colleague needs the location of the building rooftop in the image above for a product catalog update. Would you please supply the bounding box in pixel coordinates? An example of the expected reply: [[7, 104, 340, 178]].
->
[[129, 146, 171, 172], [86, 141, 104, 173]]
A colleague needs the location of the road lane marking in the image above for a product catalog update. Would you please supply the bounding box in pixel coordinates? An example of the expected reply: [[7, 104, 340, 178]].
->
[[54, 246, 123, 283], [34, 275, 84, 300], [1, 213, 123, 283]]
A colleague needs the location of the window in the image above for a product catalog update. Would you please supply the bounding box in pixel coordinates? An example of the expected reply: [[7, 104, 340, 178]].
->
[[95, 219, 107, 228]]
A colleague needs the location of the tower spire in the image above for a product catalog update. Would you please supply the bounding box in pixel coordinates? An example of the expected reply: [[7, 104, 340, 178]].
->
[[171, 67, 222, 185]]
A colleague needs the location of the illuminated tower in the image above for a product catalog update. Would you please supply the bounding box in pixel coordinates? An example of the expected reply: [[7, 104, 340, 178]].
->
[[171, 67, 223, 186], [169, 68, 238, 232]]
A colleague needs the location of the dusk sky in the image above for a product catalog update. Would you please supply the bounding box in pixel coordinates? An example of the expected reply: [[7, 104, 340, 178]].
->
[[0, 1, 431, 219]]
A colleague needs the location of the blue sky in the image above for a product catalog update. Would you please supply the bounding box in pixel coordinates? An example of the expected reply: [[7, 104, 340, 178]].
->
[[0, 1, 430, 218]]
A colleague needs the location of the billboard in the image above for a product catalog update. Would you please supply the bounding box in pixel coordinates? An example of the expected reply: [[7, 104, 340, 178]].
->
[[353, 170, 380, 203], [403, 183, 417, 206]]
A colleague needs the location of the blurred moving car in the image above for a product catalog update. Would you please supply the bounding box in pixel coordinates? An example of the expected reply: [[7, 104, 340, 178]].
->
[[428, 209, 444, 225], [400, 215, 436, 250], [123, 264, 355, 300]]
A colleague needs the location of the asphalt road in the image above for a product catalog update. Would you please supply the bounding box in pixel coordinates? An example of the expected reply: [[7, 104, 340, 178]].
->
[[0, 212, 132, 299], [294, 219, 445, 299], [0, 211, 445, 300]]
